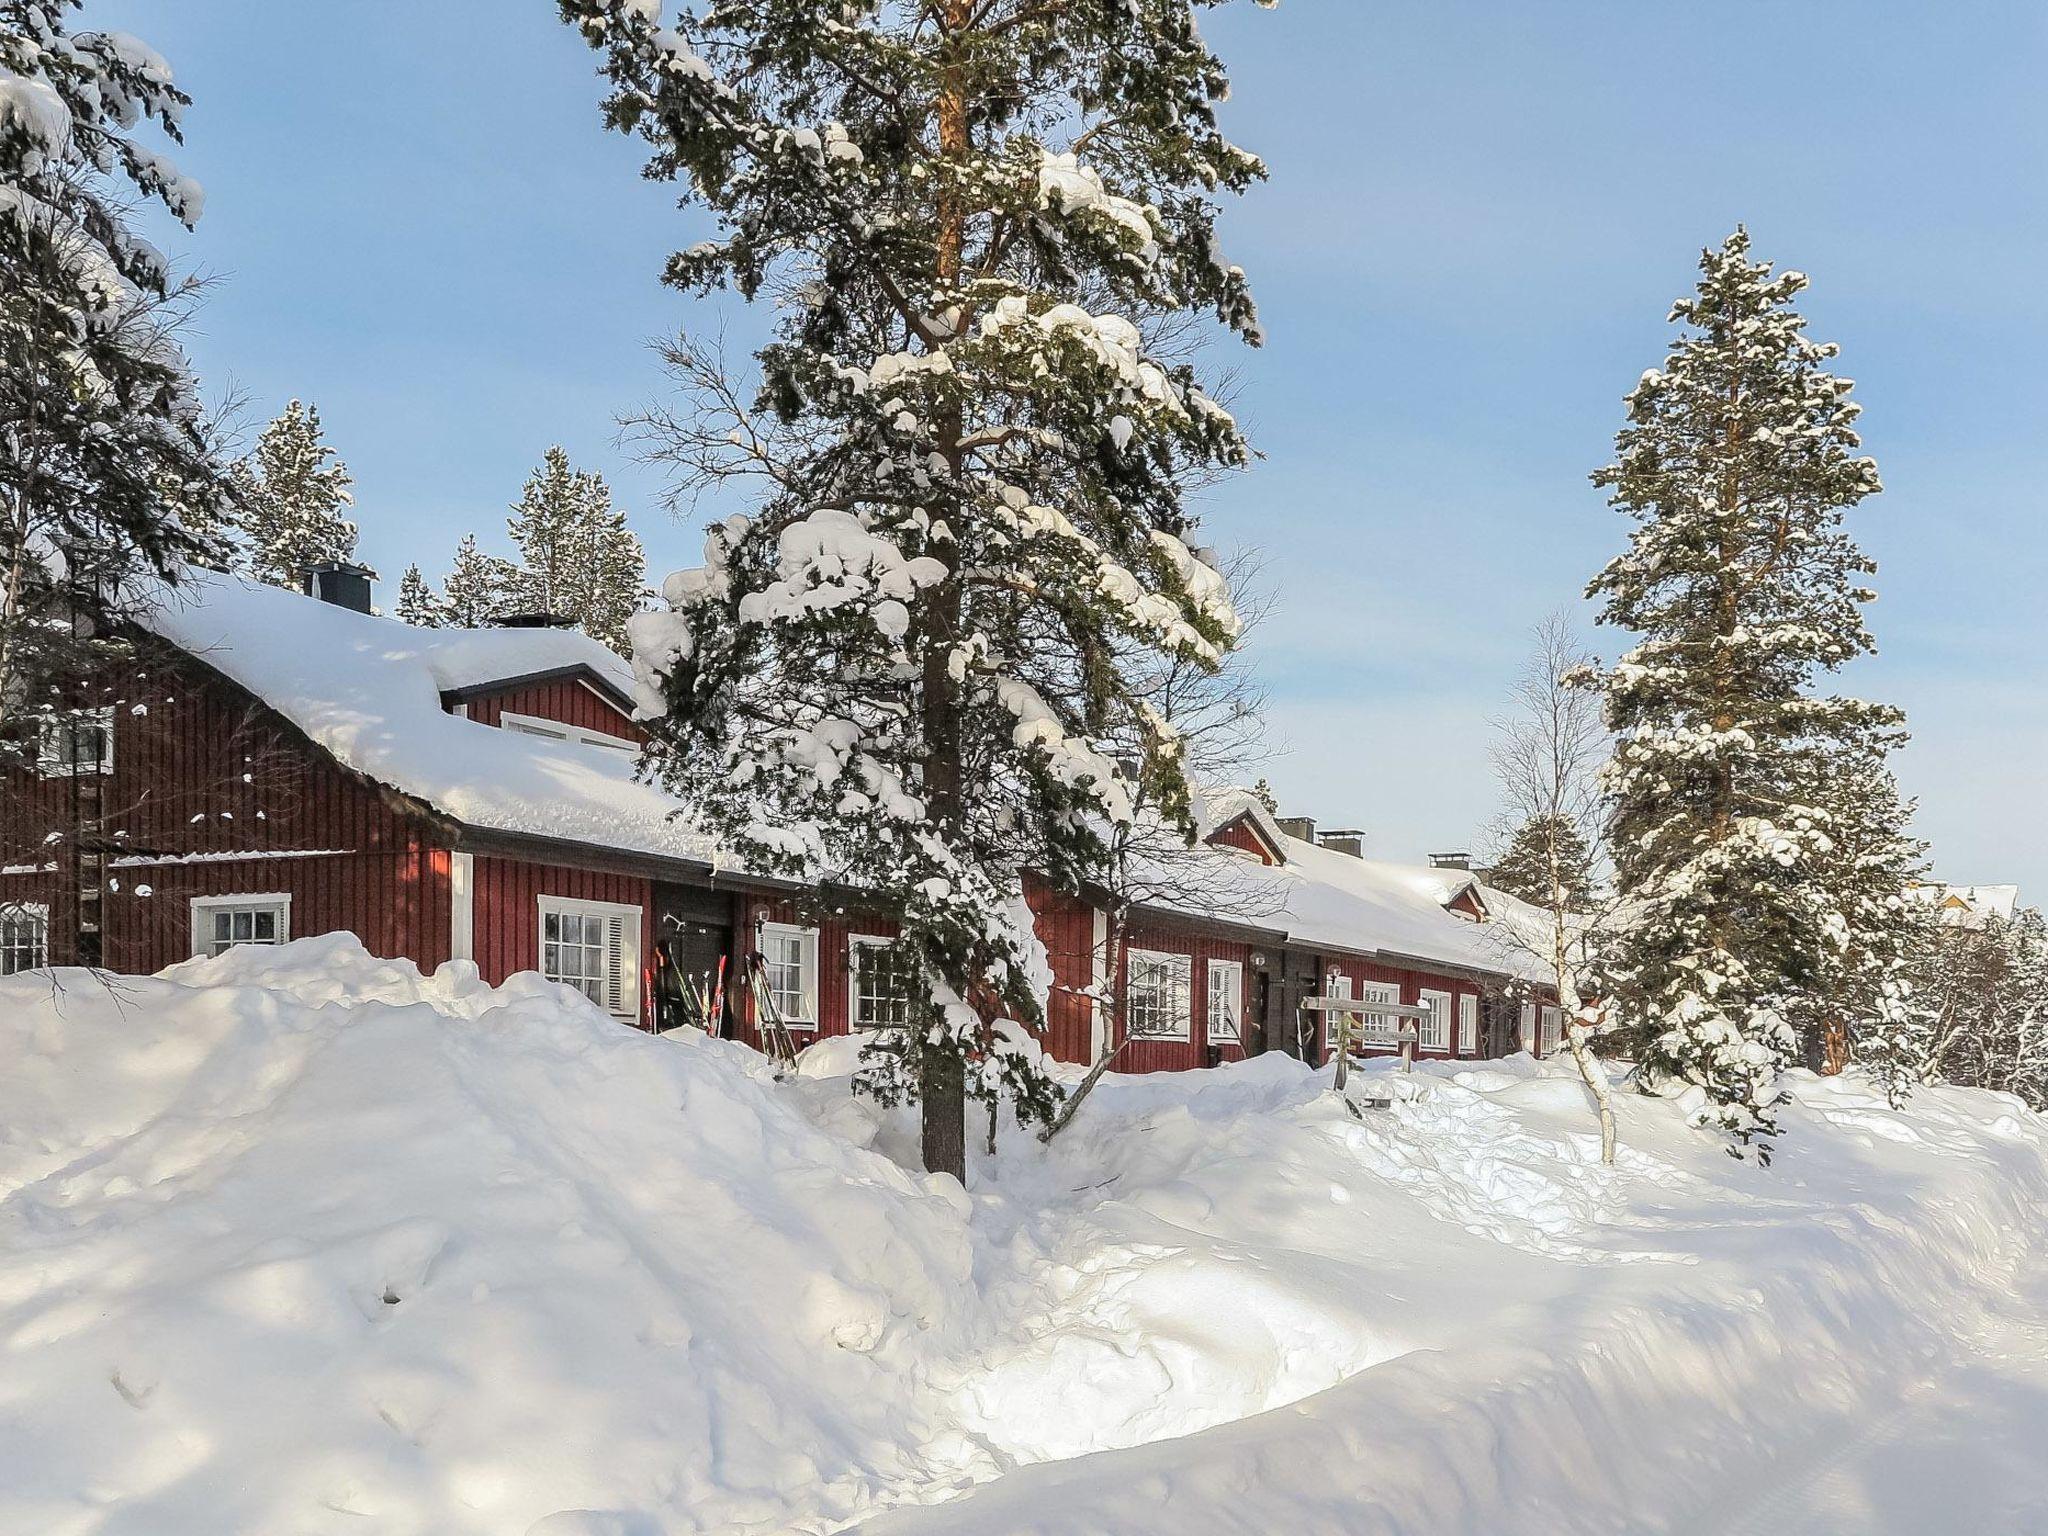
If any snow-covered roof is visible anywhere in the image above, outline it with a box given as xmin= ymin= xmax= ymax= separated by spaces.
xmin=1912 ymin=882 xmax=2023 ymax=927
xmin=142 ymin=577 xmax=1545 ymax=981
xmin=145 ymin=575 xmax=718 ymax=867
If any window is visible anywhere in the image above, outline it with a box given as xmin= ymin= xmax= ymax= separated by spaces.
xmin=502 ymin=711 xmax=635 ymax=756
xmin=1 ymin=904 xmax=48 ymax=974
xmin=1540 ymin=1005 xmax=1564 ymax=1054
xmin=850 ymin=935 xmax=916 ymax=1030
xmin=539 ymin=896 xmax=642 ymax=1020
xmin=1353 ymin=980 xmax=1401 ymax=1044
xmin=1321 ymin=969 xmax=1352 ymax=1051
xmin=191 ymin=895 xmax=292 ymax=958
xmin=1458 ymin=994 xmax=1479 ymax=1056
xmin=760 ymin=922 xmax=819 ymax=1030
xmin=1126 ymin=949 xmax=1192 ymax=1039
xmin=37 ymin=707 xmax=113 ymax=778
xmin=1417 ymin=988 xmax=1453 ymax=1051
xmin=1205 ymin=959 xmax=1244 ymax=1043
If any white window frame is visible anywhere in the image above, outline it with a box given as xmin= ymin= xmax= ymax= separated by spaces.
xmin=1458 ymin=993 xmax=1479 ymax=1056
xmin=1520 ymin=1001 xmax=1538 ymax=1053
xmin=501 ymin=710 xmax=635 ymax=756
xmin=1 ymin=902 xmax=49 ymax=974
xmin=190 ymin=893 xmax=293 ymax=958
xmin=1540 ymin=1005 xmax=1564 ymax=1054
xmin=848 ymin=934 xmax=916 ymax=1031
xmin=537 ymin=895 xmax=643 ymax=1021
xmin=1349 ymin=979 xmax=1402 ymax=1046
xmin=1205 ymin=959 xmax=1244 ymax=1044
xmin=760 ymin=921 xmax=820 ymax=1031
xmin=36 ymin=705 xmax=115 ymax=778
xmin=1126 ymin=948 xmax=1193 ymax=1040
xmin=1321 ymin=968 xmax=1353 ymax=1051
xmin=1417 ymin=988 xmax=1453 ymax=1051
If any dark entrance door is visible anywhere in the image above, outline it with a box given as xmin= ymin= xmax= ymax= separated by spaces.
xmin=653 ymin=884 xmax=738 ymax=1034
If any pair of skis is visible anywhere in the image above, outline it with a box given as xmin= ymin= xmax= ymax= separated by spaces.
xmin=657 ymin=950 xmax=727 ymax=1037
xmin=744 ymin=951 xmax=804 ymax=1072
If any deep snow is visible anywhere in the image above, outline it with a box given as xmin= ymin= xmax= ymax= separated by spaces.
xmin=3 ymin=938 xmax=2045 ymax=1535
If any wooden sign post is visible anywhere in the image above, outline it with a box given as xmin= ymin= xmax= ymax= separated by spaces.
xmin=1298 ymin=995 xmax=1435 ymax=1090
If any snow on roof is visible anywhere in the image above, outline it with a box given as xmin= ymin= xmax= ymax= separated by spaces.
xmin=143 ymin=577 xmax=1546 ymax=978
xmin=1191 ymin=784 xmax=1290 ymax=860
xmin=1913 ymin=882 xmax=2023 ymax=927
xmin=145 ymin=575 xmax=718 ymax=867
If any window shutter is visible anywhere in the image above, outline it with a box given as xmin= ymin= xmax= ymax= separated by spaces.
xmin=605 ymin=912 xmax=641 ymax=1020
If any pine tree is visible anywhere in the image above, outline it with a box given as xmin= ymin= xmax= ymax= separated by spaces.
xmin=1486 ymin=815 xmax=1595 ymax=908
xmin=3 ymin=6 xmax=239 ymax=965
xmin=503 ymin=446 xmax=646 ymax=651
xmin=1250 ymin=777 xmax=1280 ymax=816
xmin=1917 ymin=903 xmax=2048 ymax=1105
xmin=440 ymin=533 xmax=515 ymax=628
xmin=1587 ymin=229 xmax=1919 ymax=1158
xmin=563 ymin=0 xmax=1265 ymax=1180
xmin=394 ymin=563 xmax=446 ymax=626
xmin=236 ymin=400 xmax=357 ymax=589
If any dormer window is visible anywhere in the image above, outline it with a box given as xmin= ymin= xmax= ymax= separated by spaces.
xmin=501 ymin=710 xmax=636 ymax=756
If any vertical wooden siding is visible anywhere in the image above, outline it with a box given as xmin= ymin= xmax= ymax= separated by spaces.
xmin=1119 ymin=920 xmax=1254 ymax=1074
xmin=469 ymin=855 xmax=656 ymax=1026
xmin=460 ymin=677 xmax=642 ymax=743
xmin=1 ymin=641 xmax=446 ymax=973
xmin=1319 ymin=952 xmax=1488 ymax=1061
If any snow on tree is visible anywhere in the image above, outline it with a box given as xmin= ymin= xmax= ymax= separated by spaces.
xmin=503 ymin=445 xmax=646 ymax=651
xmin=394 ymin=563 xmax=446 ymax=627
xmin=1586 ymin=228 xmax=1919 ymax=1158
xmin=1916 ymin=900 xmax=2048 ymax=1107
xmin=235 ymin=400 xmax=357 ymax=590
xmin=2 ymin=3 xmax=236 ymax=762
xmin=562 ymin=0 xmax=1266 ymax=1179
xmin=3 ymin=3 xmax=239 ymax=964
xmin=439 ymin=533 xmax=516 ymax=629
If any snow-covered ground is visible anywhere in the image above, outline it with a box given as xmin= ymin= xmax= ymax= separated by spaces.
xmin=3 ymin=938 xmax=2045 ymax=1535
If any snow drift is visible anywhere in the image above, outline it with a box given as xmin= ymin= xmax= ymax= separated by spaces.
xmin=3 ymin=938 xmax=2045 ymax=1535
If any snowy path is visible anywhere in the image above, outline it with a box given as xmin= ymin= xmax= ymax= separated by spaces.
xmin=1695 ymin=1266 xmax=2048 ymax=1536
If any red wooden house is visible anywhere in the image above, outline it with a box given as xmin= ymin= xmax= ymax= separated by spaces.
xmin=1 ymin=572 xmax=1556 ymax=1071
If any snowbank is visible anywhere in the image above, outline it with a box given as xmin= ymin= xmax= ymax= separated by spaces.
xmin=3 ymin=939 xmax=2045 ymax=1535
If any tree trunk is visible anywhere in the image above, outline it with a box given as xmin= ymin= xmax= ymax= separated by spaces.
xmin=914 ymin=0 xmax=974 ymax=1187
xmin=921 ymin=1042 xmax=967 ymax=1182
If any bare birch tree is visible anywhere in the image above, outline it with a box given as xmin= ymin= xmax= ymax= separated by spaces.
xmin=1488 ymin=612 xmax=1619 ymax=1164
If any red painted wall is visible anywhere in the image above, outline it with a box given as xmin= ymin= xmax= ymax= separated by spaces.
xmin=467 ymin=854 xmax=656 ymax=1026
xmin=1319 ymin=951 xmax=1488 ymax=1061
xmin=460 ymin=676 xmax=642 ymax=743
xmin=1208 ymin=817 xmax=1280 ymax=865
xmin=1118 ymin=920 xmax=1254 ymax=1073
xmin=1 ymin=642 xmax=445 ymax=973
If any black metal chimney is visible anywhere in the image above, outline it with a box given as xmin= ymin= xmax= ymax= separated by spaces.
xmin=301 ymin=560 xmax=377 ymax=614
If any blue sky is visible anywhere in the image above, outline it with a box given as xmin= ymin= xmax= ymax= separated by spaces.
xmin=105 ymin=1 xmax=2047 ymax=892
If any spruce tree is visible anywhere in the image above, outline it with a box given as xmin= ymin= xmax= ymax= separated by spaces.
xmin=504 ymin=446 xmax=646 ymax=650
xmin=395 ymin=563 xmax=446 ymax=626
xmin=3 ymin=4 xmax=236 ymax=763
xmin=562 ymin=0 xmax=1265 ymax=1179
xmin=440 ymin=533 xmax=515 ymax=628
xmin=237 ymin=400 xmax=357 ymax=589
xmin=1486 ymin=815 xmax=1595 ymax=908
xmin=1587 ymin=229 xmax=1917 ymax=1157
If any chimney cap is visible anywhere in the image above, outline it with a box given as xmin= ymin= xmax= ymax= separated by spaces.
xmin=1274 ymin=815 xmax=1317 ymax=843
xmin=1428 ymin=851 xmax=1473 ymax=871
xmin=491 ymin=611 xmax=576 ymax=630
